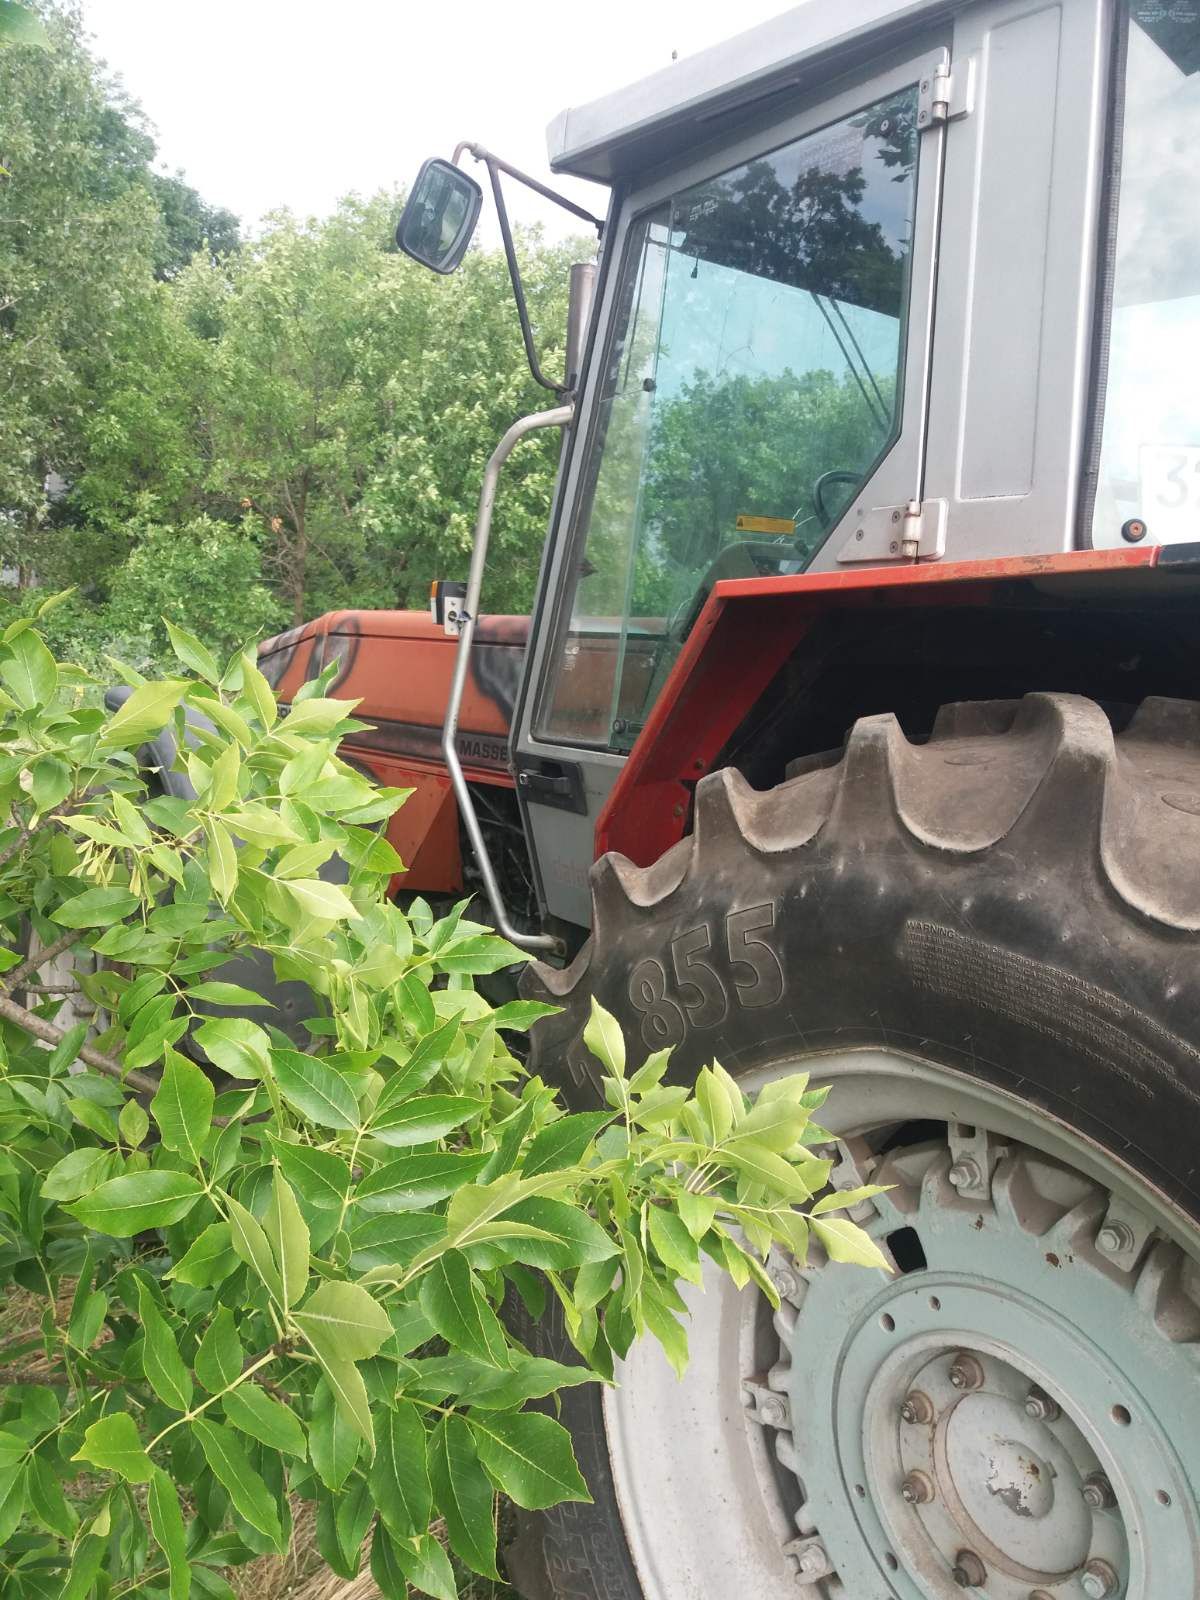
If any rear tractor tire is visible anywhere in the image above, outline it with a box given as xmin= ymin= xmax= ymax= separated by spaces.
xmin=508 ymin=692 xmax=1200 ymax=1600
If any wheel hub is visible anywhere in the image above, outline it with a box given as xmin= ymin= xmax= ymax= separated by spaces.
xmin=758 ymin=1134 xmax=1200 ymax=1597
xmin=896 ymin=1350 xmax=1098 ymax=1584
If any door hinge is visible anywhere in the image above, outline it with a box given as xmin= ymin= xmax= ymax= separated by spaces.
xmin=837 ymin=498 xmax=948 ymax=564
xmin=917 ymin=56 xmax=976 ymax=129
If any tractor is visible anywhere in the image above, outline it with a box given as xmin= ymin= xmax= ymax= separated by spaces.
xmin=261 ymin=1 xmax=1200 ymax=1595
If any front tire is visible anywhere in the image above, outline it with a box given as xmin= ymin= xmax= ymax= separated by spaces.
xmin=510 ymin=693 xmax=1200 ymax=1600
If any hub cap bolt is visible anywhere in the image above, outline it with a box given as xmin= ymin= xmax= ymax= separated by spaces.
xmin=899 ymin=1390 xmax=935 ymax=1425
xmin=949 ymin=1353 xmax=985 ymax=1391
xmin=1097 ymin=1222 xmax=1134 ymax=1256
xmin=1080 ymin=1558 xmax=1120 ymax=1598
xmin=1081 ymin=1472 xmax=1117 ymax=1511
xmin=948 ymin=1158 xmax=982 ymax=1190
xmin=952 ymin=1550 xmax=987 ymax=1588
xmin=1024 ymin=1386 xmax=1060 ymax=1423
xmin=901 ymin=1470 xmax=935 ymax=1505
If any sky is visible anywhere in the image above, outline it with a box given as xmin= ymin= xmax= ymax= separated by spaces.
xmin=80 ymin=0 xmax=793 ymax=243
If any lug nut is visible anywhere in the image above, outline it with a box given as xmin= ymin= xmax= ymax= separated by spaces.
xmin=899 ymin=1390 xmax=935 ymax=1425
xmin=949 ymin=1353 xmax=985 ymax=1392
xmin=900 ymin=1470 xmax=935 ymax=1505
xmin=794 ymin=1541 xmax=832 ymax=1579
xmin=758 ymin=1395 xmax=788 ymax=1428
xmin=1024 ymin=1387 xmax=1061 ymax=1423
xmin=770 ymin=1265 xmax=800 ymax=1300
xmin=1080 ymin=1558 xmax=1120 ymax=1598
xmin=1097 ymin=1222 xmax=1135 ymax=1256
xmin=1081 ymin=1472 xmax=1116 ymax=1511
xmin=951 ymin=1549 xmax=987 ymax=1588
xmin=948 ymin=1158 xmax=982 ymax=1190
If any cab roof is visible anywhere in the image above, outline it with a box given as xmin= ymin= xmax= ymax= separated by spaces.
xmin=546 ymin=0 xmax=948 ymax=183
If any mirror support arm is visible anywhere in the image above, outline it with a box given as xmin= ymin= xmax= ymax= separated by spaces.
xmin=442 ymin=404 xmax=575 ymax=956
xmin=454 ymin=143 xmax=603 ymax=398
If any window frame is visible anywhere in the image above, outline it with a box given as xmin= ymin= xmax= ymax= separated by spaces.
xmin=526 ymin=37 xmax=951 ymax=753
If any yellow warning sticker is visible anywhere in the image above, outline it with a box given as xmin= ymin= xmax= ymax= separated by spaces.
xmin=735 ymin=514 xmax=795 ymax=535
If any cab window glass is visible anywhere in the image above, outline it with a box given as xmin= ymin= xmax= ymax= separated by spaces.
xmin=536 ymin=87 xmax=919 ymax=751
xmin=1092 ymin=7 xmax=1200 ymax=545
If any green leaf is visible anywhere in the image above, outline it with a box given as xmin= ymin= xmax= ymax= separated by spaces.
xmin=646 ymin=1204 xmax=702 ymax=1285
xmin=370 ymin=1400 xmax=431 ymax=1539
xmin=31 ymin=755 xmax=70 ymax=811
xmin=45 ymin=1018 xmax=88 ymax=1075
xmin=51 ymin=885 xmax=139 ymax=928
xmin=98 ymin=680 xmax=188 ymax=749
xmin=0 ymin=1462 xmax=26 ymax=1545
xmin=186 ymin=981 xmax=272 ymax=1006
xmin=195 ymin=1306 xmax=243 ymax=1391
xmin=59 ymin=1535 xmax=105 ymax=1600
xmin=137 ymin=1281 xmax=193 ymax=1411
xmin=468 ymin=1409 xmax=590 ymax=1510
xmin=222 ymin=1384 xmax=306 ymax=1457
xmin=810 ymin=1215 xmax=892 ymax=1270
xmin=268 ymin=1137 xmax=352 ymax=1209
xmin=27 ymin=1455 xmax=77 ymax=1538
xmin=430 ymin=1413 xmax=499 ymax=1578
xmin=677 ymin=1191 xmax=717 ymax=1242
xmin=271 ymin=1049 xmax=359 ymax=1130
xmin=194 ymin=1016 xmax=272 ymax=1079
xmin=522 ymin=1111 xmax=612 ymax=1177
xmin=370 ymin=1093 xmax=483 ymax=1148
xmin=354 ymin=1151 xmax=489 ymax=1214
xmin=735 ymin=1096 xmax=810 ymax=1152
xmin=418 ymin=1251 xmax=509 ymax=1368
xmin=0 ymin=628 xmax=57 ymax=708
xmin=487 ymin=998 xmax=560 ymax=1032
xmin=455 ymin=1356 xmax=598 ymax=1410
xmin=73 ymin=1412 xmax=152 ymax=1482
xmin=169 ymin=1222 xmax=238 ymax=1288
xmin=119 ymin=1097 xmax=149 ymax=1145
xmin=282 ymin=877 xmax=361 ymax=922
xmin=722 ymin=1140 xmax=817 ymax=1201
xmin=384 ymin=1530 xmax=458 ymax=1600
xmin=192 ymin=1419 xmax=284 ymax=1550
xmin=166 ymin=620 xmax=221 ymax=684
xmin=151 ymin=1048 xmax=214 ymax=1160
xmin=66 ymin=1171 xmax=203 ymax=1236
xmin=148 ymin=1467 xmax=191 ymax=1600
xmin=809 ymin=1184 xmax=888 ymax=1215
xmin=41 ymin=1146 xmax=118 ymax=1203
xmin=294 ymin=1280 xmax=393 ymax=1362
xmin=264 ymin=1169 xmax=309 ymax=1309
xmin=224 ymin=1193 xmax=284 ymax=1303
xmin=309 ymin=1375 xmax=361 ymax=1490
xmin=312 ymin=1353 xmax=373 ymax=1448
xmin=583 ymin=997 xmax=625 ymax=1079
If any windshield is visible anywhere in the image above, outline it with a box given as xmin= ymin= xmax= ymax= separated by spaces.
xmin=536 ymin=86 xmax=920 ymax=752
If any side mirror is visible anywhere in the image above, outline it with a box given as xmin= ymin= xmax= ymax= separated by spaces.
xmin=395 ymin=158 xmax=482 ymax=274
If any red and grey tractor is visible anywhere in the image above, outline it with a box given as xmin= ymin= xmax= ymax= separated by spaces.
xmin=261 ymin=1 xmax=1200 ymax=1593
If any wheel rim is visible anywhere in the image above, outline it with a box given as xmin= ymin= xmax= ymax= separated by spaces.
xmin=602 ymin=1048 xmax=1200 ymax=1599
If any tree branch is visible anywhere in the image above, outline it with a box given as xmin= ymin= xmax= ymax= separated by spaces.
xmin=0 ymin=992 xmax=158 ymax=1095
xmin=3 ymin=929 xmax=80 ymax=994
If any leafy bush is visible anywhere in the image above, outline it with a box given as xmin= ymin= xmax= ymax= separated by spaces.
xmin=0 ymin=604 xmax=885 ymax=1598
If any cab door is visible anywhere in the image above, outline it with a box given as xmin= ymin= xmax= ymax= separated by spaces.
xmin=513 ymin=36 xmax=951 ymax=928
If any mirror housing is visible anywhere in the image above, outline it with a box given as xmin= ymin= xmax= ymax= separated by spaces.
xmin=395 ymin=158 xmax=482 ymax=274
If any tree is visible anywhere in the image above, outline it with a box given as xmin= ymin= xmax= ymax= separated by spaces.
xmin=0 ymin=607 xmax=884 ymax=1597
